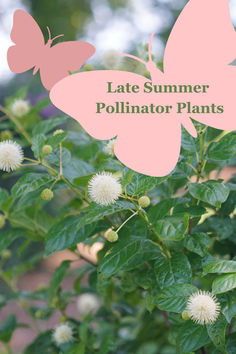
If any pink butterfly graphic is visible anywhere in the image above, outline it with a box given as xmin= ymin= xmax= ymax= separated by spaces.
xmin=7 ymin=10 xmax=95 ymax=90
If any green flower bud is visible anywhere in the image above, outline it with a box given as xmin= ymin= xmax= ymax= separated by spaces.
xmin=42 ymin=144 xmax=53 ymax=155
xmin=35 ymin=310 xmax=43 ymax=319
xmin=59 ymin=315 xmax=67 ymax=323
xmin=41 ymin=188 xmax=54 ymax=201
xmin=0 ymin=130 xmax=13 ymax=141
xmin=106 ymin=230 xmax=118 ymax=243
xmin=0 ymin=215 xmax=6 ymax=229
xmin=51 ymin=297 xmax=60 ymax=308
xmin=84 ymin=64 xmax=94 ymax=71
xmin=182 ymin=310 xmax=190 ymax=321
xmin=53 ymin=129 xmax=64 ymax=136
xmin=1 ymin=249 xmax=11 ymax=260
xmin=138 ymin=196 xmax=150 ymax=208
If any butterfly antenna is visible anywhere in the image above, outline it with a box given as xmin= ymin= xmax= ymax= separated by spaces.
xmin=149 ymin=32 xmax=154 ymax=62
xmin=119 ymin=53 xmax=146 ymax=66
xmin=46 ymin=26 xmax=52 ymax=41
xmin=52 ymin=34 xmax=64 ymax=42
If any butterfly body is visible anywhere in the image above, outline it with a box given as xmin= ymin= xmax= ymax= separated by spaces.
xmin=7 ymin=9 xmax=95 ymax=90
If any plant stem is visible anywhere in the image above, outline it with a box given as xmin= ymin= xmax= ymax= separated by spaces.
xmin=116 ymin=210 xmax=139 ymax=232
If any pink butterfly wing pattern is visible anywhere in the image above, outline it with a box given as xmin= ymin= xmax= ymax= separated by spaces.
xmin=8 ymin=9 xmax=45 ymax=74
xmin=7 ymin=9 xmax=95 ymax=90
xmin=50 ymin=71 xmax=182 ymax=176
xmin=163 ymin=0 xmax=236 ymax=130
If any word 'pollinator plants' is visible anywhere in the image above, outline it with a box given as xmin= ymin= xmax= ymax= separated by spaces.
xmin=0 ymin=83 xmax=236 ymax=353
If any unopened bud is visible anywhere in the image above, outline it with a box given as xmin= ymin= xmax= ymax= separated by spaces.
xmin=105 ymin=230 xmax=118 ymax=243
xmin=138 ymin=196 xmax=150 ymax=208
xmin=0 ymin=130 xmax=13 ymax=141
xmin=84 ymin=64 xmax=94 ymax=71
xmin=41 ymin=188 xmax=54 ymax=201
xmin=182 ymin=310 xmax=190 ymax=321
xmin=0 ymin=215 xmax=6 ymax=229
xmin=53 ymin=129 xmax=64 ymax=136
xmin=42 ymin=144 xmax=53 ymax=155
xmin=1 ymin=249 xmax=11 ymax=260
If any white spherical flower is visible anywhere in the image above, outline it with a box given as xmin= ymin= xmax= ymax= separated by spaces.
xmin=104 ymin=139 xmax=116 ymax=156
xmin=77 ymin=293 xmax=100 ymax=316
xmin=10 ymin=99 xmax=30 ymax=117
xmin=53 ymin=323 xmax=73 ymax=345
xmin=0 ymin=141 xmax=23 ymax=172
xmin=186 ymin=290 xmax=220 ymax=325
xmin=103 ymin=50 xmax=121 ymax=68
xmin=88 ymin=172 xmax=122 ymax=206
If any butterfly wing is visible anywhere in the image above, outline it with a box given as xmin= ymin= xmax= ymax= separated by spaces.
xmin=163 ymin=0 xmax=236 ymax=130
xmin=7 ymin=9 xmax=45 ymax=73
xmin=164 ymin=0 xmax=236 ymax=76
xmin=39 ymin=42 xmax=95 ymax=90
xmin=50 ymin=71 xmax=181 ymax=176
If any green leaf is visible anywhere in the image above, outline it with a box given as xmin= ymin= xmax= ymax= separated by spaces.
xmin=226 ymin=333 xmax=236 ymax=354
xmin=221 ymin=290 xmax=236 ymax=323
xmin=126 ymin=173 xmax=168 ymax=197
xmin=121 ymin=168 xmax=135 ymax=189
xmin=24 ymin=330 xmax=54 ymax=354
xmin=99 ymin=235 xmax=161 ymax=277
xmin=47 ymin=131 xmax=67 ymax=148
xmin=0 ymin=315 xmax=17 ymax=342
xmin=32 ymin=115 xmax=68 ymax=135
xmin=45 ymin=216 xmax=98 ymax=256
xmin=48 ymin=260 xmax=71 ymax=301
xmin=31 ymin=134 xmax=46 ymax=159
xmin=188 ymin=181 xmax=230 ymax=207
xmin=154 ymin=252 xmax=192 ymax=288
xmin=31 ymin=97 xmax=50 ymax=113
xmin=183 ymin=233 xmax=211 ymax=257
xmin=156 ymin=283 xmax=197 ymax=313
xmin=0 ymin=229 xmax=22 ymax=252
xmin=203 ymin=260 xmax=236 ymax=276
xmin=12 ymin=173 xmax=54 ymax=198
xmin=148 ymin=199 xmax=176 ymax=223
xmin=45 ymin=147 xmax=71 ymax=167
xmin=207 ymin=315 xmax=227 ymax=353
xmin=212 ymin=273 xmax=236 ymax=294
xmin=155 ymin=215 xmax=189 ymax=241
xmin=77 ymin=201 xmax=134 ymax=226
xmin=177 ymin=321 xmax=209 ymax=352
xmin=207 ymin=132 xmax=236 ymax=161
xmin=0 ymin=189 xmax=9 ymax=209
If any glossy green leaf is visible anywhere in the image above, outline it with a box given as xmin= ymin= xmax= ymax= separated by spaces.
xmin=203 ymin=260 xmax=236 ymax=276
xmin=212 ymin=273 xmax=236 ymax=294
xmin=184 ymin=233 xmax=211 ymax=257
xmin=99 ymin=236 xmax=161 ymax=277
xmin=155 ymin=215 xmax=189 ymax=241
xmin=207 ymin=315 xmax=227 ymax=353
xmin=188 ymin=181 xmax=230 ymax=207
xmin=177 ymin=321 xmax=209 ymax=352
xmin=12 ymin=173 xmax=54 ymax=198
xmin=154 ymin=252 xmax=192 ymax=288
xmin=207 ymin=132 xmax=236 ymax=161
xmin=156 ymin=283 xmax=197 ymax=313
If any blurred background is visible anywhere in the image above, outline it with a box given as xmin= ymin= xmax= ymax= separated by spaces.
xmin=0 ymin=0 xmax=236 ymax=352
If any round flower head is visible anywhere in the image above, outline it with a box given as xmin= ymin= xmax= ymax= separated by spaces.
xmin=88 ymin=172 xmax=122 ymax=206
xmin=10 ymin=99 xmax=30 ymax=117
xmin=53 ymin=323 xmax=73 ymax=345
xmin=0 ymin=141 xmax=23 ymax=172
xmin=186 ymin=290 xmax=220 ymax=325
xmin=103 ymin=50 xmax=120 ymax=68
xmin=77 ymin=293 xmax=100 ymax=316
xmin=104 ymin=139 xmax=116 ymax=156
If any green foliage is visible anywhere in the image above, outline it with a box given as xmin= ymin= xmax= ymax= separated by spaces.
xmin=0 ymin=88 xmax=236 ymax=353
